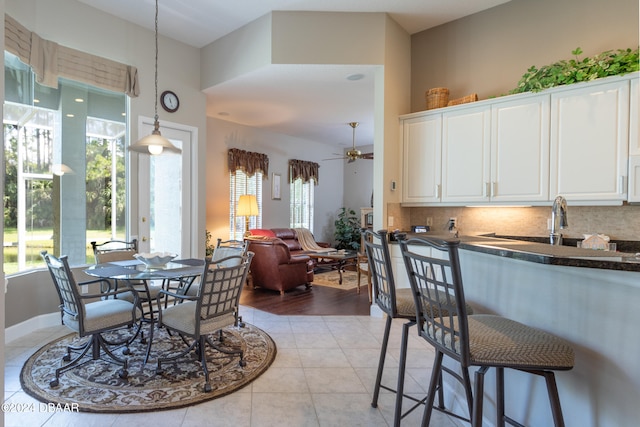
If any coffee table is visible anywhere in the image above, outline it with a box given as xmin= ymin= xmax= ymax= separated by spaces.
xmin=306 ymin=250 xmax=358 ymax=285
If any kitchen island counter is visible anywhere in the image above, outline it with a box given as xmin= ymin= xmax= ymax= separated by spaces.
xmin=396 ymin=233 xmax=640 ymax=272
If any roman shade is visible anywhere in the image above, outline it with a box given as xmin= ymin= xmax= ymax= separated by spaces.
xmin=5 ymin=14 xmax=139 ymax=97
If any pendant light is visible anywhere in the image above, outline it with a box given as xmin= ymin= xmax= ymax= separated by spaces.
xmin=128 ymin=0 xmax=181 ymax=155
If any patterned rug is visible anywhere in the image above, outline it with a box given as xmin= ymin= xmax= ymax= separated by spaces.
xmin=312 ymin=269 xmax=360 ymax=290
xmin=20 ymin=323 xmax=276 ymax=413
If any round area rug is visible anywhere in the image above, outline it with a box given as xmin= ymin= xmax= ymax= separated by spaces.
xmin=20 ymin=323 xmax=276 ymax=413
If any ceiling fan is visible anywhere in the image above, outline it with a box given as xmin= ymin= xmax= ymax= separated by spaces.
xmin=324 ymin=122 xmax=374 ymax=163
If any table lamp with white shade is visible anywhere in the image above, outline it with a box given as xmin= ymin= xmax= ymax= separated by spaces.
xmin=237 ymin=195 xmax=259 ymax=235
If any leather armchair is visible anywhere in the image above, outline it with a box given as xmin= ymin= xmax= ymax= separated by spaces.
xmin=247 ymin=238 xmax=313 ymax=294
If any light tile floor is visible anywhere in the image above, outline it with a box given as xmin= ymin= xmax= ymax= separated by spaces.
xmin=4 ymin=306 xmax=466 ymax=427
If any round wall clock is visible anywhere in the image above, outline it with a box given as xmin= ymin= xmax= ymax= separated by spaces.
xmin=160 ymin=90 xmax=179 ymax=112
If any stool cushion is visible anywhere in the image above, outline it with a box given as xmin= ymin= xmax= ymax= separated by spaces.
xmin=437 ymin=314 xmax=575 ymax=370
xmin=395 ymin=288 xmax=416 ymax=317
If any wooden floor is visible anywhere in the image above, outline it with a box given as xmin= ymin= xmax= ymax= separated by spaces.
xmin=239 ymin=283 xmax=371 ymax=316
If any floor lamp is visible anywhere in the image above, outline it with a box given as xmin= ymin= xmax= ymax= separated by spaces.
xmin=237 ymin=195 xmax=259 ymax=236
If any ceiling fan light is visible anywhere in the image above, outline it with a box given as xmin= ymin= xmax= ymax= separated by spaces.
xmin=321 ymin=121 xmax=373 ymax=162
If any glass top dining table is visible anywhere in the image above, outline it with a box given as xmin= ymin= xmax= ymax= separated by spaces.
xmin=84 ymin=258 xmax=205 ymax=281
xmin=84 ymin=258 xmax=206 ymax=364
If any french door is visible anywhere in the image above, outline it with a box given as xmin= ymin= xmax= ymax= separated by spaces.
xmin=137 ymin=118 xmax=195 ymax=258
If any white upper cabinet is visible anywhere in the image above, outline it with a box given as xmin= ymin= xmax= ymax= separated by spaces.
xmin=441 ymin=105 xmax=491 ymax=203
xmin=629 ymin=157 xmax=640 ymax=203
xmin=550 ymin=79 xmax=630 ymax=203
xmin=401 ymin=114 xmax=442 ymax=203
xmin=400 ymin=73 xmax=638 ymax=206
xmin=628 ymin=78 xmax=640 ymax=202
xmin=490 ymin=94 xmax=550 ymax=203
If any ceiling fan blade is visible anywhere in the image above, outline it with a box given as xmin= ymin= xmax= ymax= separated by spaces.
xmin=322 ymin=156 xmax=347 ymax=161
xmin=361 ymin=152 xmax=374 ymax=159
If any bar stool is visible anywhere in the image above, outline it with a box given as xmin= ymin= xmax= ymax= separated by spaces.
xmin=364 ymin=230 xmax=473 ymax=426
xmin=398 ymin=235 xmax=575 ymax=427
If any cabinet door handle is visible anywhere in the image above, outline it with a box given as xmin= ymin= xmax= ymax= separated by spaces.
xmin=491 ymin=182 xmax=497 ymax=198
xmin=484 ymin=182 xmax=490 ymax=198
xmin=435 ymin=184 xmax=441 ymax=199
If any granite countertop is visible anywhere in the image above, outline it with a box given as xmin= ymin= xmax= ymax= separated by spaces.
xmin=396 ymin=232 xmax=640 ymax=273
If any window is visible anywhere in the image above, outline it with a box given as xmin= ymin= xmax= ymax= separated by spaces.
xmin=3 ymin=52 xmax=127 ymax=274
xmin=289 ymin=178 xmax=314 ymax=231
xmin=287 ymin=159 xmax=318 ymax=232
xmin=229 ymin=170 xmax=262 ymax=240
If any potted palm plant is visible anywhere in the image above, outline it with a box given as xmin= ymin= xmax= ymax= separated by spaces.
xmin=334 ymin=207 xmax=361 ymax=251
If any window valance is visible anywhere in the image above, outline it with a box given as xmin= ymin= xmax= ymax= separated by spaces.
xmin=289 ymin=159 xmax=319 ymax=184
xmin=4 ymin=14 xmax=139 ymax=97
xmin=228 ymin=148 xmax=269 ymax=178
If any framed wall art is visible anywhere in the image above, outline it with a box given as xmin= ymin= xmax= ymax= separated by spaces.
xmin=272 ymin=173 xmax=281 ymax=200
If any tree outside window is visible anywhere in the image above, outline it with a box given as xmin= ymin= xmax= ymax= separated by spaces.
xmin=4 ymin=53 xmax=127 ymax=274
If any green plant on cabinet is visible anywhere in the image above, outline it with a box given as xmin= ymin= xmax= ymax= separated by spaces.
xmin=510 ymin=47 xmax=639 ymax=94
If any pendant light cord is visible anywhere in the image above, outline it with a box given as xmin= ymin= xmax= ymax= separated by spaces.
xmin=154 ymin=0 xmax=159 ymax=123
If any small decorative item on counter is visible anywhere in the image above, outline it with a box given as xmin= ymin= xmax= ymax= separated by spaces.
xmin=447 ymin=93 xmax=478 ymax=106
xmin=579 ymin=234 xmax=614 ymax=251
xmin=425 ymin=87 xmax=449 ymax=109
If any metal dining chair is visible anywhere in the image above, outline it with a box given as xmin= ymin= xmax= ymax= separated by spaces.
xmin=91 ymin=239 xmax=164 ymax=317
xmin=41 ymin=251 xmax=140 ymax=387
xmin=154 ymin=253 xmax=253 ymax=392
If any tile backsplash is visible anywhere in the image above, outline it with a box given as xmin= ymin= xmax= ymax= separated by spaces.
xmin=387 ymin=203 xmax=640 ymax=241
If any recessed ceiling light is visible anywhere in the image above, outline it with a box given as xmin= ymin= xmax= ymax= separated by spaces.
xmin=346 ymin=73 xmax=364 ymax=81
xmin=75 ymin=98 xmax=84 ymax=103
xmin=33 ymin=99 xmax=40 ymax=103
xmin=66 ymin=114 xmax=74 ymax=118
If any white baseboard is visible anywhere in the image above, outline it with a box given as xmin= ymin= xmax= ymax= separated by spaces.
xmin=5 ymin=312 xmax=59 ymax=344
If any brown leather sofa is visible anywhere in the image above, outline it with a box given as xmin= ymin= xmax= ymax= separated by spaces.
xmin=248 ymin=228 xmax=330 ymax=256
xmin=246 ymin=237 xmax=314 ymax=295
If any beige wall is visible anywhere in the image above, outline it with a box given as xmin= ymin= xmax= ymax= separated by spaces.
xmin=411 ymin=0 xmax=639 ymax=110
xmin=404 ymin=0 xmax=640 ymax=240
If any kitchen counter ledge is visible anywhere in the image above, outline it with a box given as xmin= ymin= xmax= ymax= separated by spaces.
xmin=398 ymin=233 xmax=640 ymax=272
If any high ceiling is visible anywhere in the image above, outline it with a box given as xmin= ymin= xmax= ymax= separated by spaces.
xmin=77 ymin=0 xmax=511 ymax=148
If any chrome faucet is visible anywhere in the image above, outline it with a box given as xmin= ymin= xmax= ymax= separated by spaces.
xmin=550 ymin=195 xmax=568 ymax=245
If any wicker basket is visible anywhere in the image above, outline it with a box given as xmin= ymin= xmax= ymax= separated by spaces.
xmin=447 ymin=93 xmax=478 ymax=106
xmin=425 ymin=88 xmax=449 ymax=110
